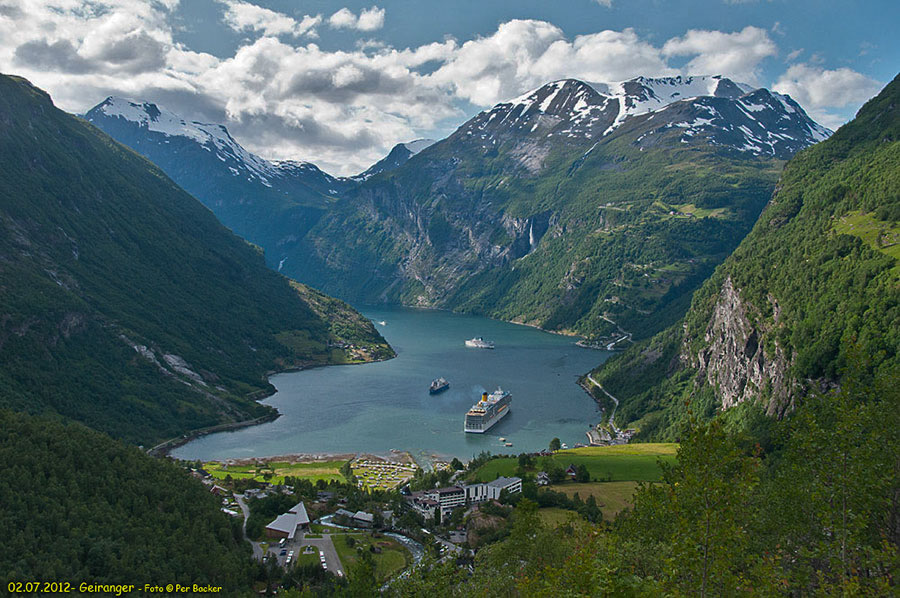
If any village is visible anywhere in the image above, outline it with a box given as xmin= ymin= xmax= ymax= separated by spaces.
xmin=186 ymin=442 xmax=675 ymax=591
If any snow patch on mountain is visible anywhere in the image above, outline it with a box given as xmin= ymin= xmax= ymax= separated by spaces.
xmin=403 ymin=139 xmax=436 ymax=155
xmin=92 ymin=97 xmax=279 ymax=185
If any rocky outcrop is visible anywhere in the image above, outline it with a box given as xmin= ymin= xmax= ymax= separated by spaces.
xmin=687 ymin=276 xmax=795 ymax=417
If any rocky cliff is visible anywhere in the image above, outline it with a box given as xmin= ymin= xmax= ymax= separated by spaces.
xmin=687 ymin=277 xmax=795 ymax=416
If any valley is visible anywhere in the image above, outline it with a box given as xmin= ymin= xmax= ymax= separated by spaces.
xmin=0 ymin=5 xmax=895 ymax=589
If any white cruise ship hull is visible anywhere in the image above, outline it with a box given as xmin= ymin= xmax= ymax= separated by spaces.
xmin=465 ymin=404 xmax=510 ymax=433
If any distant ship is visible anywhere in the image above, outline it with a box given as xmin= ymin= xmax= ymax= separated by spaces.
xmin=465 ymin=337 xmax=495 ymax=349
xmin=465 ymin=388 xmax=511 ymax=433
xmin=429 ymin=377 xmax=450 ymax=394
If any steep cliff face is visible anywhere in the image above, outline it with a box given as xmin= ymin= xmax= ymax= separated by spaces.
xmin=687 ymin=277 xmax=794 ymax=416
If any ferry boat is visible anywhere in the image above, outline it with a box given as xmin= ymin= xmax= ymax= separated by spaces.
xmin=429 ymin=377 xmax=450 ymax=394
xmin=465 ymin=337 xmax=495 ymax=349
xmin=465 ymin=388 xmax=511 ymax=433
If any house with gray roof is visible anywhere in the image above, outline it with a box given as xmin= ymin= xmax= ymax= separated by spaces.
xmin=264 ymin=501 xmax=309 ymax=540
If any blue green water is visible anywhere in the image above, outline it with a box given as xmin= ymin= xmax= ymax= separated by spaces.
xmin=172 ymin=306 xmax=610 ymax=461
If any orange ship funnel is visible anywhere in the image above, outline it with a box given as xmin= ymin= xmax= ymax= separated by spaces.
xmin=481 ymin=392 xmax=488 ymax=402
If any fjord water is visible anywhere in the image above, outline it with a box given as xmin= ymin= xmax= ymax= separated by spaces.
xmin=173 ymin=306 xmax=609 ymax=461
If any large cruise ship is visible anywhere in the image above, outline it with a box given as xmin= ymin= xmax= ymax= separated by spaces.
xmin=465 ymin=388 xmax=511 ymax=433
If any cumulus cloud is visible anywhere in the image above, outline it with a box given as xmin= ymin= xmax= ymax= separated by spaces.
xmin=774 ymin=64 xmax=883 ymax=129
xmin=328 ymin=6 xmax=385 ymax=32
xmin=0 ymin=4 xmax=882 ymax=174
xmin=430 ymin=20 xmax=673 ymax=105
xmin=663 ymin=26 xmax=776 ymax=85
xmin=219 ymin=1 xmax=321 ymax=38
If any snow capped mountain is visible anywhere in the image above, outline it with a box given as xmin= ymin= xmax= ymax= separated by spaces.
xmin=86 ymin=97 xmax=342 ymax=194
xmin=458 ymin=75 xmax=831 ymax=159
xmin=355 ymin=138 xmax=437 ymax=179
xmin=89 ymin=97 xmax=280 ymax=185
xmin=85 ymin=96 xmax=350 ymax=273
xmin=629 ymin=87 xmax=832 ymax=157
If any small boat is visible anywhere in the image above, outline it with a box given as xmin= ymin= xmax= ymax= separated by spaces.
xmin=429 ymin=377 xmax=450 ymax=394
xmin=504 ymin=442 xmax=513 ymax=447
xmin=465 ymin=337 xmax=495 ymax=349
xmin=499 ymin=437 xmax=506 ymax=442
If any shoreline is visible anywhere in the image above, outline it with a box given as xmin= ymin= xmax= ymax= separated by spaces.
xmin=148 ymin=352 xmax=396 ymax=459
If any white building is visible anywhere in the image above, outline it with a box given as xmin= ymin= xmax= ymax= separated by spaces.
xmin=406 ymin=477 xmax=522 ymax=519
xmin=466 ymin=477 xmax=522 ymax=503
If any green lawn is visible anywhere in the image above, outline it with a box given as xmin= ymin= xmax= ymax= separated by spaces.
xmin=471 ymin=444 xmax=677 ymax=483
xmin=204 ymin=460 xmax=348 ymax=484
xmin=296 ymin=549 xmax=320 ymax=568
xmin=309 ymin=523 xmax=342 ymax=534
xmin=333 ymin=533 xmax=411 ymax=582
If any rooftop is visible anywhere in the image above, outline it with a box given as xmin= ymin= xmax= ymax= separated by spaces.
xmin=486 ymin=476 xmax=521 ymax=488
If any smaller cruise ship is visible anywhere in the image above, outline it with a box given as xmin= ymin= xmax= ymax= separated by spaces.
xmin=465 ymin=337 xmax=495 ymax=349
xmin=429 ymin=378 xmax=450 ymax=394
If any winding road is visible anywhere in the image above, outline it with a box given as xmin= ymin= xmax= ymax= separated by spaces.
xmin=587 ymin=374 xmax=620 ymax=435
xmin=234 ymin=493 xmax=264 ymax=561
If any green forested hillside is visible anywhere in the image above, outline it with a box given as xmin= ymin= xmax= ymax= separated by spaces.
xmin=294 ymin=104 xmax=783 ymax=341
xmin=591 ymin=73 xmax=899 ymax=439
xmin=0 ymin=410 xmax=255 ymax=590
xmin=0 ymin=74 xmax=391 ymax=444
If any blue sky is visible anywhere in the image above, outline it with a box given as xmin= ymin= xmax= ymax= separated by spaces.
xmin=1 ymin=0 xmax=896 ymax=174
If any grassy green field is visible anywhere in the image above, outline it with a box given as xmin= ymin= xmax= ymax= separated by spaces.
xmin=551 ymin=481 xmax=641 ymax=518
xmin=471 ymin=444 xmax=677 ymax=483
xmin=537 ymin=507 xmax=586 ymax=528
xmin=332 ymin=533 xmax=411 ymax=582
xmin=296 ymin=548 xmax=320 ymax=568
xmin=834 ymin=210 xmax=900 ymax=271
xmin=204 ymin=460 xmax=348 ymax=484
xmin=352 ymin=461 xmax=416 ymax=491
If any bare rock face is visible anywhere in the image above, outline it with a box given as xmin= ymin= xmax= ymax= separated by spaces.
xmin=688 ymin=276 xmax=795 ymax=417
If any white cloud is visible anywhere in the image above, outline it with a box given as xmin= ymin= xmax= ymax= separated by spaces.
xmin=773 ymin=63 xmax=882 ymax=129
xmin=663 ymin=26 xmax=776 ymax=85
xmin=785 ymin=48 xmax=803 ymax=63
xmin=429 ymin=20 xmax=673 ymax=105
xmin=0 ymin=5 xmax=882 ymax=174
xmin=328 ymin=8 xmax=357 ymax=29
xmin=328 ymin=6 xmax=385 ymax=32
xmin=219 ymin=1 xmax=320 ymax=38
xmin=357 ymin=6 xmax=385 ymax=31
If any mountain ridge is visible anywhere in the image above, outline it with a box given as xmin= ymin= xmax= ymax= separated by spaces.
xmin=0 ymin=73 xmax=392 ymax=445
xmin=87 ymin=74 xmax=833 ymax=341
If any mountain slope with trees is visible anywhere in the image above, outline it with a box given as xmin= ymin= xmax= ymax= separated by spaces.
xmin=0 ymin=410 xmax=257 ymax=591
xmin=589 ymin=73 xmax=899 ymax=439
xmin=0 ymin=74 xmax=391 ymax=445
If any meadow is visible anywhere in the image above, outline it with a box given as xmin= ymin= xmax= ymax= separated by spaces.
xmin=204 ymin=460 xmax=348 ymax=484
xmin=471 ymin=443 xmax=677 ymax=483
